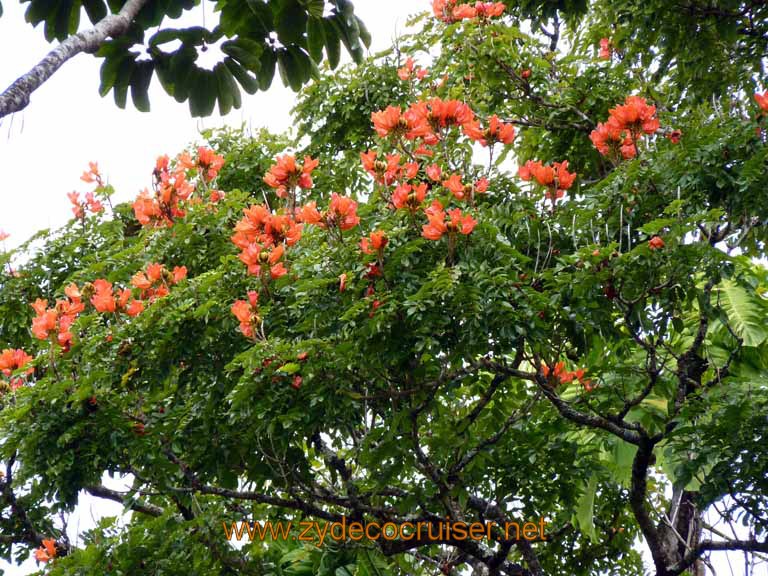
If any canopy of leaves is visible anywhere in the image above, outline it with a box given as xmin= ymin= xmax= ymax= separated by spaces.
xmin=5 ymin=0 xmax=371 ymax=116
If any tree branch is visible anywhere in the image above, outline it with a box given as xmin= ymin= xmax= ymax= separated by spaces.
xmin=668 ymin=538 xmax=768 ymax=575
xmin=0 ymin=0 xmax=150 ymax=119
xmin=84 ymin=484 xmax=164 ymax=517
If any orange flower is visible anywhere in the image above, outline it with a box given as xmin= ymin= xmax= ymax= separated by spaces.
xmin=609 ymin=95 xmax=660 ymax=136
xmin=84 ymin=192 xmax=104 ymax=213
xmin=486 ymin=115 xmax=515 ymax=145
xmin=80 ymin=161 xmax=101 ymax=184
xmin=339 ymin=273 xmax=347 ymax=292
xmin=360 ymin=230 xmax=388 ymax=255
xmin=542 ymin=361 xmax=587 ymax=385
xmin=475 ymin=1 xmax=505 ymax=17
xmin=755 ymin=90 xmax=768 ymax=112
xmin=196 ymin=146 xmax=225 ymax=181
xmin=327 ymin=193 xmax=360 ymax=231
xmin=126 ymin=300 xmax=145 ymax=317
xmin=426 ymin=164 xmax=442 ymax=181
xmin=422 ymin=200 xmax=477 ymax=240
xmin=263 ymin=154 xmax=318 ymax=197
xmin=397 ymin=57 xmax=427 ymax=81
xmin=648 ymin=236 xmax=665 ymax=250
xmin=360 ymin=151 xmax=405 ymax=185
xmin=465 ymin=115 xmax=515 ymax=146
xmin=238 ymin=243 xmax=287 ymax=278
xmin=371 ymin=106 xmax=405 ymax=138
xmin=131 ymin=272 xmax=152 ymax=290
xmin=296 ymin=201 xmax=323 ymax=225
xmin=231 ymin=291 xmax=261 ymax=340
xmin=443 ymin=174 xmax=466 ymax=200
xmin=666 ymin=129 xmax=682 ymax=144
xmin=392 ymin=182 xmax=428 ymax=211
xmin=146 ymin=263 xmax=164 ymax=282
xmin=598 ymin=37 xmax=611 ymax=60
xmin=0 ymin=348 xmax=33 ymax=379
xmin=432 ymin=0 xmax=503 ymax=22
xmin=172 ymin=266 xmax=187 ymax=283
xmin=590 ymin=118 xmax=636 ymax=159
xmin=91 ymin=279 xmax=116 ymax=313
xmin=553 ymin=161 xmax=577 ymax=190
xmin=67 ymin=192 xmax=84 ymax=218
xmin=0 ymin=229 xmax=9 ymax=242
xmin=34 ymin=539 xmax=57 ymax=563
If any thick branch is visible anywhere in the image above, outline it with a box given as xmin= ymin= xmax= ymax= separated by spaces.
xmin=668 ymin=539 xmax=768 ymax=575
xmin=0 ymin=0 xmax=150 ymax=119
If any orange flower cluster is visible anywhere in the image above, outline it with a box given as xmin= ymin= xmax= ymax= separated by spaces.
xmin=178 ymin=146 xmax=225 ymax=182
xmin=34 ymin=538 xmax=57 ymax=563
xmin=80 ymin=161 xmax=103 ymax=186
xmin=31 ymin=285 xmax=85 ymax=348
xmin=90 ymin=279 xmax=146 ymax=316
xmin=422 ymin=200 xmax=477 ymax=240
xmin=232 ymin=205 xmax=303 ymax=279
xmin=231 ymin=291 xmax=261 ymax=340
xmin=67 ymin=191 xmax=103 ymax=219
xmin=360 ymin=230 xmax=388 ymax=256
xmin=442 ymin=173 xmax=489 ymax=202
xmin=463 ymin=114 xmax=515 ymax=147
xmin=360 ymin=151 xmax=419 ymax=186
xmin=263 ymin=154 xmax=319 ymax=198
xmin=518 ymin=159 xmax=577 ymax=203
xmin=392 ymin=182 xmax=429 ymax=211
xmin=0 ymin=348 xmax=33 ymax=393
xmin=296 ymin=194 xmax=361 ymax=232
xmin=398 ymin=57 xmax=428 ymax=81
xmin=133 ymin=148 xmax=224 ymax=227
xmin=542 ymin=362 xmax=593 ymax=391
xmin=29 ymin=263 xmax=186 ymax=346
xmin=131 ymin=262 xmax=187 ymax=303
xmin=371 ymin=99 xmax=515 ymax=150
xmin=432 ymin=0 xmax=505 ymax=22
xmin=590 ymin=96 xmax=660 ymax=161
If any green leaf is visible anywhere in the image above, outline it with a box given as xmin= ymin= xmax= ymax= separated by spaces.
xmin=214 ymin=62 xmax=239 ymax=115
xmin=323 ymin=18 xmax=341 ymax=70
xmin=257 ymin=48 xmax=277 ymax=90
xmin=224 ymin=57 xmax=259 ymax=95
xmin=306 ymin=16 xmax=325 ymax=62
xmin=129 ymin=60 xmax=153 ymax=112
xmin=81 ymin=0 xmax=106 ymax=24
xmin=715 ymin=279 xmax=768 ymax=347
xmin=274 ymin=0 xmax=307 ymax=46
xmin=573 ymin=476 xmax=598 ymax=542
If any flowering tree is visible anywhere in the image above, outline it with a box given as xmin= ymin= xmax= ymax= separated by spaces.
xmin=2 ymin=1 xmax=768 ymax=575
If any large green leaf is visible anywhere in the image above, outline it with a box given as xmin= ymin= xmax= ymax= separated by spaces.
xmin=715 ymin=279 xmax=768 ymax=347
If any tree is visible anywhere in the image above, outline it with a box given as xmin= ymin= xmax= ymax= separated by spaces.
xmin=0 ymin=0 xmax=370 ymax=119
xmin=2 ymin=1 xmax=768 ymax=575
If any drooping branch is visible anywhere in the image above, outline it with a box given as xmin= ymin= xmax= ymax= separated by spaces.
xmin=0 ymin=0 xmax=150 ymax=119
xmin=84 ymin=484 xmax=164 ymax=517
